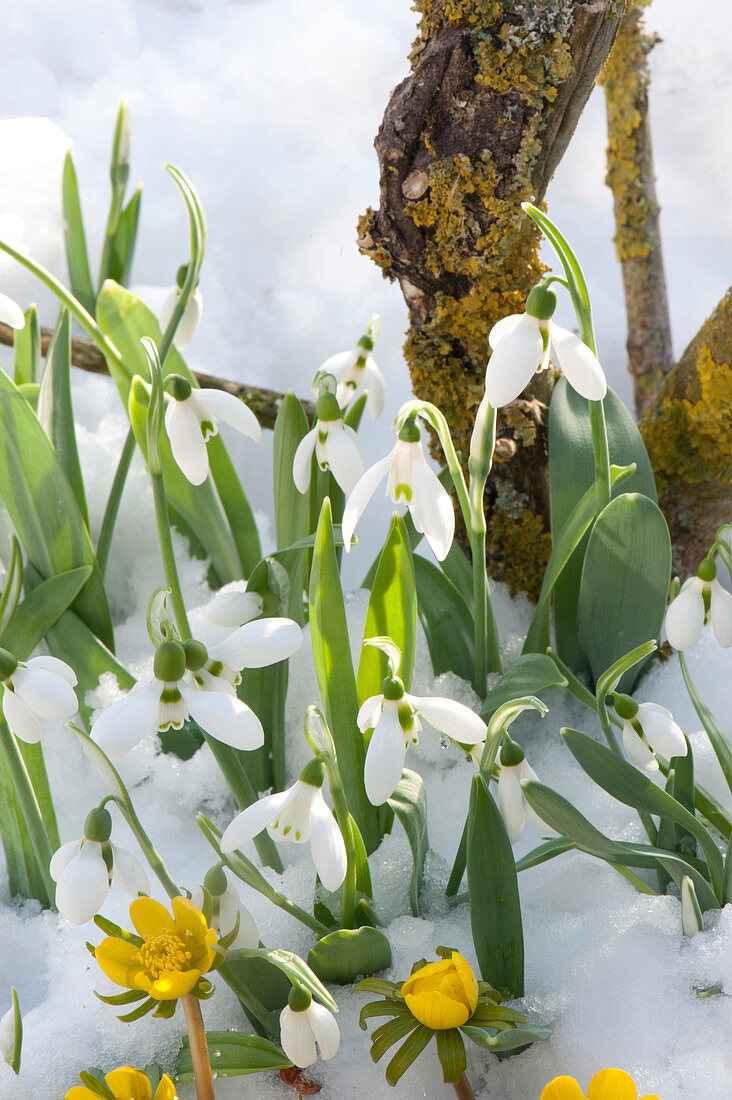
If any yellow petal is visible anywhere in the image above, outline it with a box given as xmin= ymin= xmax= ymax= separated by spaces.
xmin=95 ymin=937 xmax=144 ymax=989
xmin=586 ymin=1069 xmax=638 ymax=1100
xmin=149 ymin=967 xmax=201 ymax=1000
xmin=153 ymin=1074 xmax=179 ymax=1100
xmin=540 ymin=1077 xmax=586 ymax=1100
xmin=171 ymin=895 xmax=216 ymax=969
xmin=403 ymin=987 xmax=471 ymax=1029
xmin=66 ymin=1089 xmax=103 ymax=1100
xmin=105 ymin=1067 xmax=152 ymax=1100
xmin=130 ymin=897 xmax=176 ymax=938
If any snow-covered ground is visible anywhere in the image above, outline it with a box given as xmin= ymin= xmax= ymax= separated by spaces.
xmin=0 ymin=1 xmax=730 ymax=1097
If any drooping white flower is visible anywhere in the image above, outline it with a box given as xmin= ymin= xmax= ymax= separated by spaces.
xmin=358 ymin=674 xmax=487 ymax=806
xmin=279 ymin=987 xmax=340 ymax=1068
xmin=665 ymin=558 xmax=732 ymax=651
xmin=91 ymin=639 xmax=265 ymax=758
xmin=50 ymin=808 xmax=149 ymax=925
xmin=192 ymin=616 xmax=303 ymax=692
xmin=0 ymin=215 xmax=29 ymax=330
xmin=498 ymin=744 xmax=547 ymax=843
xmin=321 ymin=316 xmax=385 ymax=418
xmin=192 ymin=870 xmax=258 ymax=951
xmin=220 ymin=761 xmax=347 ymax=892
xmin=614 ymin=694 xmax=687 ymax=771
xmin=342 ymin=418 xmax=454 ymax=561
xmin=292 ymin=391 xmax=365 ymax=495
xmin=158 ymin=285 xmax=203 ymax=350
xmin=165 ymin=375 xmax=262 ymax=486
xmin=0 ymin=1007 xmax=13 ymax=1066
xmin=485 ymin=284 xmax=607 ymax=408
xmin=0 ymin=651 xmax=78 ymax=744
xmin=197 ymin=581 xmax=264 ymax=630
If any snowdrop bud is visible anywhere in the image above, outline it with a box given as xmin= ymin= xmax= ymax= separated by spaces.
xmin=303 ymin=706 xmax=332 ymax=756
xmin=0 ymin=989 xmax=20 ymax=1073
xmin=681 ymin=875 xmax=703 ymax=937
xmin=154 ymin=639 xmax=187 ymax=682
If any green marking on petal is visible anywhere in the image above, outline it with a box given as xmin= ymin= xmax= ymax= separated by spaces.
xmin=394 ymin=483 xmax=412 ymax=502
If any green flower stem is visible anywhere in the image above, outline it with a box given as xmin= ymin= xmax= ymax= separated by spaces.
xmin=0 ymin=720 xmax=55 ymax=906
xmin=589 ymin=400 xmax=611 ymax=511
xmin=150 ymin=468 xmax=192 ymax=641
xmin=106 ymin=794 xmax=180 ymax=902
xmin=322 ymin=753 xmax=357 ymax=929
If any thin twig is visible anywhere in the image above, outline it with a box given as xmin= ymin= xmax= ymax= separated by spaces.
xmin=0 ymin=320 xmax=314 ymax=428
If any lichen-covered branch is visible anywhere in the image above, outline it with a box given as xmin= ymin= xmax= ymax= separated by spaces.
xmin=360 ymin=0 xmax=624 ymax=598
xmin=641 ymin=286 xmax=732 ymax=571
xmin=0 ymin=320 xmax=313 ymax=429
xmin=600 ymin=2 xmax=673 ymax=416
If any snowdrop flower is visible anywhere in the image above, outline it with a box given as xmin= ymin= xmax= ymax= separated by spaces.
xmin=292 ymin=391 xmax=365 ymax=495
xmin=0 ymin=989 xmax=20 ymax=1071
xmin=485 ymin=283 xmax=607 ymax=407
xmin=158 ymin=278 xmax=203 ymax=350
xmin=190 ymin=616 xmax=303 ymax=692
xmin=91 ymin=639 xmax=265 ymax=758
xmin=50 ymin=808 xmax=149 ymax=925
xmin=614 ymin=694 xmax=687 ymax=771
xmin=221 ymin=759 xmax=347 ymax=892
xmin=665 ymin=557 xmax=732 ymax=651
xmin=192 ymin=867 xmax=259 ymax=951
xmin=0 ymin=650 xmax=78 ymax=743
xmin=321 ymin=315 xmax=386 ymax=418
xmin=358 ymin=667 xmax=486 ymax=806
xmin=279 ymin=986 xmax=340 ymax=1069
xmin=198 ymin=580 xmax=263 ymax=630
xmin=164 ymin=374 xmax=262 ymax=486
xmin=497 ymin=739 xmax=546 ymax=843
xmin=0 ymin=214 xmax=29 ymax=330
xmin=342 ymin=416 xmax=454 ymax=561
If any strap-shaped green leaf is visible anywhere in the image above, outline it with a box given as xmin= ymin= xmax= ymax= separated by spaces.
xmin=273 ymin=393 xmax=310 ymax=622
xmin=61 ymin=152 xmax=95 ymax=315
xmin=679 ymin=652 xmax=732 ymax=797
xmin=177 ymin=1031 xmax=291 ymax=1081
xmin=413 ymin=555 xmax=474 ymax=682
xmin=13 ymin=305 xmax=41 ymax=386
xmin=561 ymin=727 xmax=724 ymax=900
xmin=357 ymin=514 xmax=416 ymax=699
xmin=309 ymin=499 xmax=378 ymax=852
xmin=0 ymin=368 xmax=113 ymax=648
xmin=385 ymin=1023 xmax=433 ymax=1086
xmin=577 ymin=493 xmax=670 ymax=691
xmin=388 ymin=769 xmax=428 ymax=917
xmin=481 ymin=654 xmax=567 ymax=721
xmin=466 ymin=772 xmax=524 ymax=997
xmin=107 ymin=187 xmax=142 ymax=287
xmin=549 ymin=379 xmax=658 ymax=673
xmin=2 ymin=566 xmax=91 ymax=658
xmin=38 ymin=308 xmax=89 ymax=525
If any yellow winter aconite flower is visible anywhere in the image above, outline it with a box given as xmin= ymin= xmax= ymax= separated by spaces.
xmin=400 ymin=950 xmax=479 ymax=1029
xmin=95 ymin=896 xmax=217 ymax=1001
xmin=66 ymin=1065 xmax=177 ymax=1099
xmin=540 ymin=1067 xmax=661 ymax=1100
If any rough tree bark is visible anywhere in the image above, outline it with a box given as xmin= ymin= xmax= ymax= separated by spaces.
xmin=599 ymin=1 xmax=673 ymax=417
xmin=359 ymin=0 xmax=625 ymax=598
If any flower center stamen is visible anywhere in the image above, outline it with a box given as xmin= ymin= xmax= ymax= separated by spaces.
xmin=137 ymin=930 xmax=193 ymax=979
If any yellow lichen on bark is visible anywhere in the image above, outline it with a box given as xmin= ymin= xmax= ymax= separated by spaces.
xmin=488 ymin=509 xmax=552 ymax=600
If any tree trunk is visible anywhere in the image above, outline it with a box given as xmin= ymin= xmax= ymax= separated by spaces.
xmin=359 ymin=0 xmax=624 ymax=598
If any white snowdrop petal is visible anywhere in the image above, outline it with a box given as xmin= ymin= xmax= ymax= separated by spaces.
xmin=710 ymin=579 xmax=732 ymax=647
xmin=292 ymin=429 xmax=317 ymax=493
xmin=622 ymin=722 xmax=659 ymax=771
xmin=0 ymin=291 xmax=25 ymax=330
xmin=182 ymin=685 xmax=264 ymax=750
xmin=497 ymin=767 xmax=527 ymax=842
xmin=11 ymin=665 xmax=78 ymax=719
xmin=357 ymin=694 xmax=383 ymax=733
xmin=488 ymin=313 xmax=523 ymax=350
xmin=165 ymin=398 xmax=209 ymax=485
xmin=665 ymin=578 xmax=705 ymax=651
xmin=484 ymin=314 xmax=543 ymax=407
xmin=364 ymin=359 xmax=386 ymax=418
xmin=280 ymin=1006 xmax=317 ymax=1068
xmin=25 ymin=655 xmax=78 ymax=687
xmin=307 ymin=1002 xmax=341 ymax=1061
xmin=324 ymin=423 xmax=365 ymax=494
xmin=308 ymin=788 xmax=347 ymax=892
xmin=341 ymin=451 xmax=394 ymax=551
xmin=320 ymin=349 xmax=357 ymax=377
xmin=518 ymin=761 xmax=550 ymax=833
xmin=2 ymin=688 xmax=43 ymax=743
xmin=197 ymin=388 xmax=262 ymax=442
xmin=50 ymin=838 xmax=83 ymax=882
xmin=174 ymin=291 xmax=203 ymax=349
xmin=220 ymin=791 xmax=290 ymax=853
xmin=550 ymin=325 xmax=607 ymax=400
xmin=363 ymin=705 xmax=406 ymax=806
xmin=408 ymin=694 xmax=486 ymax=744
xmin=110 ymin=844 xmax=150 ymax=897
xmin=91 ymin=684 xmax=161 ymax=759
xmin=0 ymin=1006 xmax=14 ymax=1062
xmin=55 ymin=842 xmax=110 ymax=925
xmin=211 ymin=617 xmax=303 ymax=670
xmin=638 ymin=705 xmax=687 ymax=759
xmin=407 ymin=451 xmax=454 ymax=561
xmin=219 ymin=888 xmax=259 ymax=949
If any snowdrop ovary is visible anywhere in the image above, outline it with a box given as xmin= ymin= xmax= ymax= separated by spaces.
xmin=665 ymin=555 xmax=732 ymax=651
xmin=614 ymin=692 xmax=687 ymax=771
xmin=485 ymin=281 xmax=607 ymax=408
xmin=279 ymin=986 xmax=340 ymax=1068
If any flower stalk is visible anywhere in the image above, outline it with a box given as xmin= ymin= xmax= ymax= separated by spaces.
xmin=181 ymin=993 xmax=216 ymax=1100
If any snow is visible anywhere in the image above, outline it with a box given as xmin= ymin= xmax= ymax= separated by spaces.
xmin=0 ymin=0 xmax=730 ymax=1097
